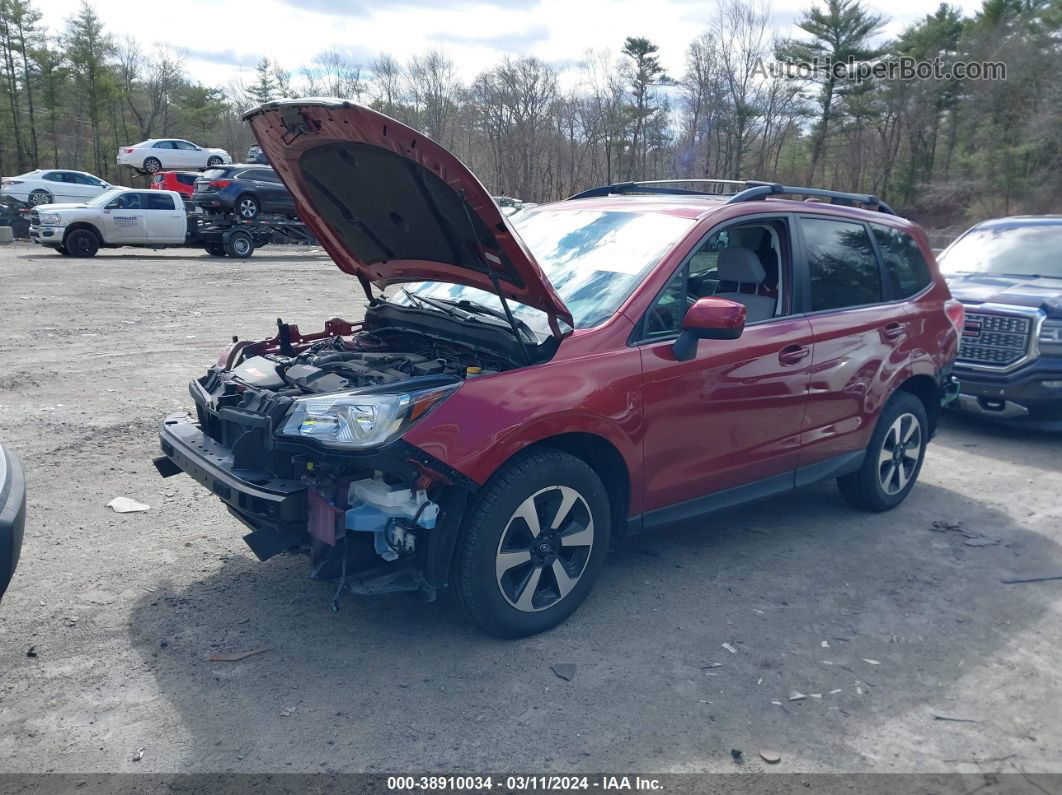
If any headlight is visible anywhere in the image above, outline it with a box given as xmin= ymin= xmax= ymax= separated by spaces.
xmin=277 ymin=382 xmax=460 ymax=449
xmin=37 ymin=213 xmax=61 ymax=226
xmin=1040 ymin=319 xmax=1062 ymax=355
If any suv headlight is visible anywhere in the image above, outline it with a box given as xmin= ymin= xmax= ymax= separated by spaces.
xmin=277 ymin=382 xmax=460 ymax=449
xmin=37 ymin=213 xmax=61 ymax=226
xmin=1040 ymin=319 xmax=1062 ymax=355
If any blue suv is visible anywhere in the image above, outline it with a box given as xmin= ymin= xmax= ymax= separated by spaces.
xmin=190 ymin=164 xmax=296 ymax=219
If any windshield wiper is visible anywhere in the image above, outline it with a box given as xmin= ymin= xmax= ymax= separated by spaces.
xmin=432 ymin=297 xmax=536 ymax=340
xmin=401 ymin=288 xmax=460 ymax=316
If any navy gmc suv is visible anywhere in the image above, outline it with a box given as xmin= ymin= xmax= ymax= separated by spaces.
xmin=939 ymin=216 xmax=1062 ymax=430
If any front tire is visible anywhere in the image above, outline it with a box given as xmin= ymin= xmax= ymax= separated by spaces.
xmin=838 ymin=391 xmax=928 ymax=512
xmin=453 ymin=449 xmax=611 ymax=638
xmin=64 ymin=229 xmax=99 ymax=258
xmin=56 ymin=245 xmax=70 ymax=255
xmin=207 ymin=156 xmax=223 ymax=167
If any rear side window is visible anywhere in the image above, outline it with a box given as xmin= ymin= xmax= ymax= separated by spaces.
xmin=151 ymin=174 xmax=164 ymax=184
xmin=201 ymin=168 xmax=228 ymax=180
xmin=176 ymin=174 xmax=197 ymax=185
xmin=43 ymin=172 xmax=63 ymax=182
xmin=801 ymin=218 xmax=882 ymax=311
xmin=872 ymin=224 xmax=932 ymax=298
xmin=145 ymin=193 xmax=175 ymax=210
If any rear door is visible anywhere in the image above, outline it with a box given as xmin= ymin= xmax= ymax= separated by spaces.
xmin=250 ymin=168 xmax=293 ymax=214
xmin=142 ymin=191 xmax=186 ymax=242
xmin=796 ymin=215 xmax=909 ymax=466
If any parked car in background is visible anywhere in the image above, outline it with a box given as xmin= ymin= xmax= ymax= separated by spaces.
xmin=154 ymin=98 xmax=961 ymax=638
xmin=247 ymin=144 xmax=269 ymax=164
xmin=117 ymin=139 xmax=231 ymax=174
xmin=150 ymin=171 xmax=199 ymax=199
xmin=1 ymin=169 xmax=115 ymax=206
xmin=190 ymin=164 xmax=296 ymax=219
xmin=939 ymin=216 xmax=1062 ymax=429
xmin=0 ymin=442 xmax=26 ymax=602
xmin=28 ymin=188 xmax=187 ymax=257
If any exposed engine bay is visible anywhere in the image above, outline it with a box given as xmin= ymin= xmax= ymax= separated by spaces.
xmin=158 ymin=300 xmax=556 ymax=602
xmin=228 ymin=328 xmax=514 ymax=395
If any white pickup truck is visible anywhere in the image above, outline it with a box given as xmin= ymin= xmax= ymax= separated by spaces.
xmin=28 ymin=185 xmax=265 ymax=257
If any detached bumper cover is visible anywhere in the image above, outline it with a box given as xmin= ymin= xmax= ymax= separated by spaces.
xmin=0 ymin=444 xmax=27 ymax=601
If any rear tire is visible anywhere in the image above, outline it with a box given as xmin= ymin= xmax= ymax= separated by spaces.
xmin=236 ymin=194 xmax=259 ymax=220
xmin=838 ymin=391 xmax=928 ymax=512
xmin=64 ymin=229 xmax=99 ymax=258
xmin=205 ymin=243 xmax=226 ymax=257
xmin=452 ymin=448 xmax=611 ymax=638
xmin=224 ymin=231 xmax=254 ymax=258
xmin=28 ymin=189 xmax=52 ymax=206
xmin=143 ymin=157 xmax=162 ymax=174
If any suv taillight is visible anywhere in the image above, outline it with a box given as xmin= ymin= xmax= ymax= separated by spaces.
xmin=945 ymin=299 xmax=965 ymax=337
xmin=209 ymin=179 xmax=231 ymax=189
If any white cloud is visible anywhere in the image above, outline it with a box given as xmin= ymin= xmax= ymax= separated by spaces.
xmin=40 ymin=0 xmax=987 ymax=88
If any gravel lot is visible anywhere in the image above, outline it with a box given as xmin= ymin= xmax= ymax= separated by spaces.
xmin=1 ymin=241 xmax=1060 ymax=776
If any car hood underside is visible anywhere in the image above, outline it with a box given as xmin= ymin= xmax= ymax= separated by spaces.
xmin=241 ymin=98 xmax=573 ymax=335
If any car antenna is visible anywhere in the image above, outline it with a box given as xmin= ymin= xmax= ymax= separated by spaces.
xmin=457 ymin=195 xmax=532 ymax=366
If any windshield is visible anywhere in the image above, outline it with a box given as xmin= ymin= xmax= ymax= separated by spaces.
xmin=387 ymin=207 xmax=695 ymax=335
xmin=87 ymin=188 xmax=125 ymax=206
xmin=939 ymin=223 xmax=1062 ymax=279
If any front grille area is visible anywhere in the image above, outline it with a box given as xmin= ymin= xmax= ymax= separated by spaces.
xmin=30 ymin=210 xmax=39 ymax=226
xmin=958 ymin=311 xmax=1032 ymax=368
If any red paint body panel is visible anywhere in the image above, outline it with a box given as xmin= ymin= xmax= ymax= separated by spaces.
xmin=406 ymin=195 xmax=957 ymax=522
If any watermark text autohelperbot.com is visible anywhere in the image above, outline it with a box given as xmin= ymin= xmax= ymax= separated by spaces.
xmin=753 ymin=56 xmax=1007 ymax=82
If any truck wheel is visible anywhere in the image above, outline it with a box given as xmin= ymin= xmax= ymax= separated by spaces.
xmin=142 ymin=157 xmax=162 ymax=174
xmin=452 ymin=448 xmax=610 ymax=638
xmin=56 ymin=245 xmax=70 ymax=256
xmin=205 ymin=243 xmax=226 ymax=257
xmin=224 ymin=231 xmax=254 ymax=258
xmin=64 ymin=229 xmax=99 ymax=258
xmin=236 ymin=195 xmax=260 ymax=220
xmin=28 ymin=189 xmax=52 ymax=206
xmin=838 ymin=391 xmax=928 ymax=512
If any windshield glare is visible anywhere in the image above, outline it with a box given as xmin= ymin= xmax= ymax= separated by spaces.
xmin=88 ymin=188 xmax=125 ymax=206
xmin=388 ymin=208 xmax=694 ymax=335
xmin=939 ymin=223 xmax=1062 ymax=278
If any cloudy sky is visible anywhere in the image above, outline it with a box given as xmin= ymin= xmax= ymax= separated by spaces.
xmin=40 ymin=0 xmax=986 ymax=87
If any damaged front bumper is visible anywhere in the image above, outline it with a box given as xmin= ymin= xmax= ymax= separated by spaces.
xmin=156 ymin=412 xmax=474 ymax=598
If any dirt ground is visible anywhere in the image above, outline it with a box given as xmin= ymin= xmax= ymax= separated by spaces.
xmin=0 ymin=241 xmax=1060 ymax=776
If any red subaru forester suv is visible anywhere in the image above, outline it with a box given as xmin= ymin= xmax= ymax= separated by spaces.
xmin=155 ymin=99 xmax=962 ymax=637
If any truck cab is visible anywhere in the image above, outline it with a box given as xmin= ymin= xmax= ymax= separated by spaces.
xmin=29 ymin=188 xmax=187 ymax=257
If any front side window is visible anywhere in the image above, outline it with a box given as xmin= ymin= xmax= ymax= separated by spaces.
xmin=872 ymin=224 xmax=932 ymax=297
xmin=801 ymin=218 xmax=882 ymax=311
xmin=389 ymin=208 xmax=695 ymax=336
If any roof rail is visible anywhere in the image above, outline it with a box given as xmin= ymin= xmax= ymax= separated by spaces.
xmin=725 ymin=181 xmax=896 ymax=215
xmin=567 ymin=179 xmax=751 ymax=200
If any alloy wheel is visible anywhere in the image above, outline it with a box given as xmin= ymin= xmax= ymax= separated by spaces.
xmin=239 ymin=198 xmax=258 ymax=219
xmin=877 ymin=412 xmax=922 ymax=495
xmin=495 ymin=485 xmax=595 ymax=613
xmin=29 ymin=191 xmax=52 ymax=206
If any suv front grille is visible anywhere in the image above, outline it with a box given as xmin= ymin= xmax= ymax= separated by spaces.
xmin=958 ymin=311 xmax=1032 ymax=368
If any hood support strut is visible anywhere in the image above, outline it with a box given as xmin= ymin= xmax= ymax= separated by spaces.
xmin=459 ymin=195 xmax=532 ymax=366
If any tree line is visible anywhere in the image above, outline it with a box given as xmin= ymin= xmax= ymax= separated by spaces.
xmin=1 ymin=0 xmax=1059 ymax=229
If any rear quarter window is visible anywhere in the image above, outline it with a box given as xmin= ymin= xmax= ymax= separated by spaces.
xmin=872 ymin=224 xmax=932 ymax=298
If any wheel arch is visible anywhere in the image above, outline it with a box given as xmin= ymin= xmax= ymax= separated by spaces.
xmin=62 ymin=222 xmax=103 ymax=244
xmin=497 ymin=432 xmax=631 ymax=535
xmin=894 ymin=373 xmax=941 ymax=435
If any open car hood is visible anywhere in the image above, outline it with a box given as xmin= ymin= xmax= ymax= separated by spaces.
xmin=242 ymin=98 xmax=573 ymax=335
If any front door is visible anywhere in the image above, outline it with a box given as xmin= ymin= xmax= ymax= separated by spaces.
xmin=638 ymin=216 xmax=813 ymax=516
xmin=100 ymin=192 xmax=146 ymax=242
